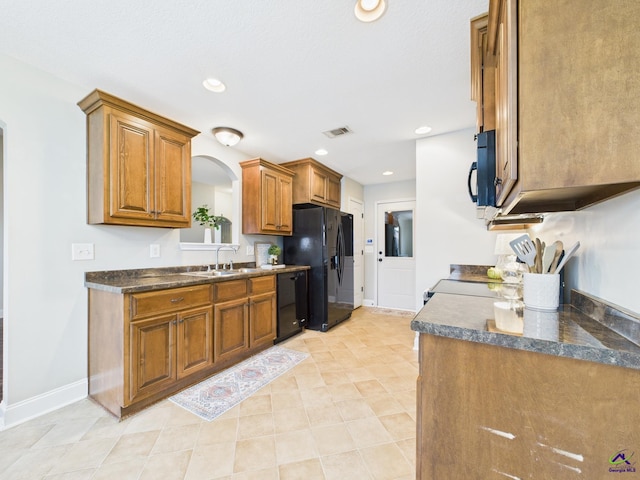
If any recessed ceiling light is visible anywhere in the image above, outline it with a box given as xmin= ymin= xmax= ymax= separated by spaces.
xmin=202 ymin=78 xmax=226 ymax=93
xmin=315 ymin=149 xmax=328 ymax=156
xmin=415 ymin=125 xmax=432 ymax=135
xmin=382 ymin=170 xmax=394 ymax=176
xmin=354 ymin=0 xmax=386 ymax=23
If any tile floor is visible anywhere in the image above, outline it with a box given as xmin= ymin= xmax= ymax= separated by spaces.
xmin=0 ymin=307 xmax=418 ymax=480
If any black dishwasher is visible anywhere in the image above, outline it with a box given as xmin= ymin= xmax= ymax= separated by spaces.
xmin=275 ymin=270 xmax=308 ymax=343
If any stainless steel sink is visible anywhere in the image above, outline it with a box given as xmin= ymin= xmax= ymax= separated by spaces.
xmin=180 ymin=270 xmax=235 ymax=277
xmin=230 ymin=268 xmax=261 ymax=273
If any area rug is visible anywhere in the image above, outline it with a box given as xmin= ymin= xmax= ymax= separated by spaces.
xmin=169 ymin=346 xmax=308 ymax=421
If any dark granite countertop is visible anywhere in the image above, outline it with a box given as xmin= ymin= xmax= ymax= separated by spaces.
xmin=85 ymin=264 xmax=310 ymax=294
xmin=411 ymin=289 xmax=640 ymax=371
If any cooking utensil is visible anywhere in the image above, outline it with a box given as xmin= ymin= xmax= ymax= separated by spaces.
xmin=548 ymin=240 xmax=564 ymax=273
xmin=509 ymin=234 xmax=537 ymax=272
xmin=534 ymin=238 xmax=544 ymax=274
xmin=553 ymin=241 xmax=580 ymax=273
xmin=542 ymin=243 xmax=558 ymax=273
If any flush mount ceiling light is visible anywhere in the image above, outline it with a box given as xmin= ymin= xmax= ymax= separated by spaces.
xmin=355 ymin=0 xmax=387 ymax=22
xmin=202 ymin=78 xmax=226 ymax=92
xmin=315 ymin=148 xmax=328 ymax=156
xmin=382 ymin=170 xmax=394 ymax=176
xmin=415 ymin=125 xmax=433 ymax=135
xmin=211 ymin=127 xmax=243 ymax=146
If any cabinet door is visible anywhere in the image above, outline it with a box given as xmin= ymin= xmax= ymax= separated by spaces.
xmin=260 ymin=169 xmax=281 ymax=233
xmin=277 ymin=174 xmax=293 ymax=234
xmin=214 ymin=297 xmax=249 ymax=362
xmin=109 ymin=111 xmax=155 ymax=221
xmin=325 ymin=175 xmax=341 ymax=208
xmin=177 ymin=306 xmax=213 ymax=378
xmin=249 ymin=292 xmax=276 ymax=349
xmin=310 ymin=168 xmax=328 ymax=204
xmin=493 ymin=0 xmax=518 ymax=206
xmin=130 ymin=314 xmax=176 ymax=403
xmin=154 ymin=126 xmax=191 ymax=226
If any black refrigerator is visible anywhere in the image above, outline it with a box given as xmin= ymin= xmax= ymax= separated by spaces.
xmin=284 ymin=204 xmax=354 ymax=332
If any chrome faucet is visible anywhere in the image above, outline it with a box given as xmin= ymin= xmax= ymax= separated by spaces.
xmin=214 ymin=246 xmax=238 ymax=270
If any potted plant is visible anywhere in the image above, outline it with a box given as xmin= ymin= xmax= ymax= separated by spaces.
xmin=268 ymin=244 xmax=282 ymax=265
xmin=192 ymin=205 xmax=224 ymax=243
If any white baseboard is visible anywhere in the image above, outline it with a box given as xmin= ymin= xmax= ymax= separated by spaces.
xmin=363 ymin=299 xmax=375 ymax=307
xmin=0 ymin=379 xmax=87 ymax=430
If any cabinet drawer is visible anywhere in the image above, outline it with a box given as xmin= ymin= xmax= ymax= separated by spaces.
xmin=249 ymin=275 xmax=276 ymax=295
xmin=130 ymin=285 xmax=211 ymax=320
xmin=214 ymin=279 xmax=248 ymax=302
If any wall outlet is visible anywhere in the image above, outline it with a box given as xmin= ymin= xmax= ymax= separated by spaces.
xmin=150 ymin=244 xmax=160 ymax=258
xmin=246 ymin=245 xmax=254 ymax=256
xmin=72 ymin=243 xmax=94 ymax=261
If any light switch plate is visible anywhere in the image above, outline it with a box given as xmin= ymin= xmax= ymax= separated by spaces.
xmin=150 ymin=244 xmax=160 ymax=258
xmin=72 ymin=243 xmax=94 ymax=261
xmin=246 ymin=245 xmax=255 ymax=256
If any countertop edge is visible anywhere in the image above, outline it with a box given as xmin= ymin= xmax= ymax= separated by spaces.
xmin=85 ymin=265 xmax=310 ymax=294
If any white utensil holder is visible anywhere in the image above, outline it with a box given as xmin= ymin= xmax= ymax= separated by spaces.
xmin=523 ymin=273 xmax=560 ymax=311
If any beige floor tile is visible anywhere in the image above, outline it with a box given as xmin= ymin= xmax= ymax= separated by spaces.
xmin=0 ymin=423 xmax=54 ymax=450
xmin=139 ymin=450 xmax=192 ymax=480
xmin=320 ymin=450 xmax=373 ymax=480
xmin=47 ymin=436 xmax=118 ymax=474
xmin=270 ymin=390 xmax=303 ymax=412
xmin=314 ymin=359 xmax=345 ymax=373
xmin=43 ymin=468 xmax=96 ymax=480
xmin=298 ymin=385 xmax=332 ymax=406
xmin=230 ymin=466 xmax=279 ymax=479
xmin=196 ymin=417 xmax=239 ymax=446
xmin=233 ymin=436 xmax=277 ymax=473
xmin=396 ymin=437 xmax=417 ymax=468
xmin=268 ymin=375 xmax=299 ymax=393
xmin=31 ymin=418 xmax=99 ymax=448
xmin=185 ymin=442 xmax=236 ymax=479
xmin=91 ymin=458 xmax=147 ymax=480
xmin=237 ymin=412 xmax=274 ymax=440
xmin=238 ymin=393 xmax=272 ymax=416
xmin=274 ymin=429 xmax=318 ymax=464
xmin=346 ymin=417 xmax=393 ymax=448
xmin=364 ymin=393 xmax=407 ymax=417
xmin=335 ymin=398 xmax=376 ymax=421
xmin=359 ymin=442 xmax=413 ymax=480
xmin=279 ymin=458 xmax=325 ymax=479
xmin=122 ymin=405 xmax=172 ymax=435
xmin=311 ymin=424 xmax=356 ymax=456
xmin=304 ymin=404 xmax=344 ymax=428
xmin=273 ymin=407 xmax=309 ymax=434
xmin=151 ymin=423 xmax=200 ymax=454
xmin=310 ymin=351 xmax=335 ymax=362
xmin=378 ymin=412 xmax=416 ymax=441
xmin=346 ymin=367 xmax=377 ymax=383
xmin=80 ymin=416 xmax=128 ymax=441
xmin=102 ymin=430 xmax=161 ymax=465
xmin=354 ymin=379 xmax=388 ymax=397
xmin=1 ymin=444 xmax=70 ymax=479
xmin=294 ymin=372 xmax=326 ymax=389
xmin=327 ymin=382 xmax=362 ymax=401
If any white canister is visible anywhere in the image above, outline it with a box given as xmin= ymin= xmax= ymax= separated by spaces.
xmin=522 ymin=273 xmax=560 ymax=311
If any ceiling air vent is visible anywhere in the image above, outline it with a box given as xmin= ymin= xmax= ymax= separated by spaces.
xmin=322 ymin=126 xmax=353 ymax=138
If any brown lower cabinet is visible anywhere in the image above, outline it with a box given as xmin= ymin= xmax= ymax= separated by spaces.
xmin=89 ymin=276 xmax=276 ymax=419
xmin=416 ymin=334 xmax=640 ymax=479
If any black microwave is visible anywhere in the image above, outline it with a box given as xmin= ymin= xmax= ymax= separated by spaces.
xmin=468 ymin=130 xmax=496 ymax=207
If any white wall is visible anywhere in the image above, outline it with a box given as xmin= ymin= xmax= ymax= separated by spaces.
xmin=0 ymin=54 xmax=280 ymax=428
xmin=415 ymin=128 xmax=498 ymax=306
xmin=531 ymin=189 xmax=640 ymax=314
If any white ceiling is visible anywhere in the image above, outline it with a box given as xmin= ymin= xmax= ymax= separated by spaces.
xmin=0 ymin=0 xmax=488 ymax=186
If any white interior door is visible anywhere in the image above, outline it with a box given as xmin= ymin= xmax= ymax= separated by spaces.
xmin=376 ymin=201 xmax=416 ymax=310
xmin=349 ymin=197 xmax=364 ymax=308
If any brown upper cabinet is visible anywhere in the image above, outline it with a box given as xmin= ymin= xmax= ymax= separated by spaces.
xmin=474 ymin=0 xmax=640 ymax=215
xmin=240 ymin=158 xmax=294 ymax=235
xmin=78 ymin=89 xmax=199 ymax=228
xmin=280 ymin=158 xmax=342 ymax=209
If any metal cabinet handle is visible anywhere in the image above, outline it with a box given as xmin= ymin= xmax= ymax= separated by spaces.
xmin=170 ymin=297 xmax=184 ymax=303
